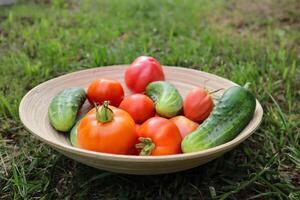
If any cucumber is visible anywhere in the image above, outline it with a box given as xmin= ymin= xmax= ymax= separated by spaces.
xmin=146 ymin=81 xmax=183 ymax=118
xmin=70 ymin=119 xmax=81 ymax=147
xmin=48 ymin=87 xmax=86 ymax=132
xmin=181 ymin=84 xmax=256 ymax=153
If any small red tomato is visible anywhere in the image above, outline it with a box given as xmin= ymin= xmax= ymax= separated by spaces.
xmin=87 ymin=78 xmax=124 ymax=107
xmin=136 ymin=117 xmax=182 ymax=156
xmin=119 ymin=94 xmax=155 ymax=123
xmin=183 ymin=87 xmax=214 ymax=122
xmin=125 ymin=56 xmax=165 ymax=93
xmin=170 ymin=116 xmax=199 ymax=139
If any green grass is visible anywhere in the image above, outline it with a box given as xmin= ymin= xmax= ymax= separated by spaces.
xmin=0 ymin=0 xmax=299 ymax=199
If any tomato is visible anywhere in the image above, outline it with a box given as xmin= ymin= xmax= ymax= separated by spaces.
xmin=135 ymin=123 xmax=141 ymax=133
xmin=136 ymin=117 xmax=182 ymax=156
xmin=170 ymin=116 xmax=199 ymax=139
xmin=77 ymin=101 xmax=137 ymax=154
xmin=127 ymin=147 xmax=139 ymax=155
xmin=183 ymin=87 xmax=214 ymax=122
xmin=87 ymin=78 xmax=124 ymax=107
xmin=119 ymin=94 xmax=155 ymax=123
xmin=126 ymin=124 xmax=141 ymax=155
xmin=125 ymin=56 xmax=165 ymax=93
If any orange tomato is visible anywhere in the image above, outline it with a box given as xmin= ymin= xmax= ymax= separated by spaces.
xmin=119 ymin=94 xmax=155 ymax=123
xmin=77 ymin=101 xmax=137 ymax=154
xmin=170 ymin=116 xmax=199 ymax=139
xmin=87 ymin=78 xmax=124 ymax=107
xmin=136 ymin=117 xmax=182 ymax=156
xmin=183 ymin=87 xmax=214 ymax=122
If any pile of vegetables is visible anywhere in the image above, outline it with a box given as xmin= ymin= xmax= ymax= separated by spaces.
xmin=48 ymin=56 xmax=256 ymax=156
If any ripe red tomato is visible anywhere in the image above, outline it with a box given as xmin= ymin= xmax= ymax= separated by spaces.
xmin=183 ymin=87 xmax=214 ymax=122
xmin=170 ymin=116 xmax=199 ymax=139
xmin=136 ymin=117 xmax=182 ymax=156
xmin=125 ymin=56 xmax=165 ymax=93
xmin=119 ymin=94 xmax=155 ymax=123
xmin=87 ymin=78 xmax=124 ymax=107
xmin=127 ymin=124 xmax=141 ymax=155
xmin=77 ymin=102 xmax=137 ymax=154
xmin=135 ymin=123 xmax=141 ymax=133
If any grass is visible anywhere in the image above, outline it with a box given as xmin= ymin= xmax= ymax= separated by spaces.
xmin=0 ymin=0 xmax=299 ymax=199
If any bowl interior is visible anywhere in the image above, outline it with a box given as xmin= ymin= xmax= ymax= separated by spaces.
xmin=19 ymin=65 xmax=263 ymax=162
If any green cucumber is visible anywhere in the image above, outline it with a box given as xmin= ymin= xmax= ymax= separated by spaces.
xmin=181 ymin=84 xmax=256 ymax=153
xmin=146 ymin=81 xmax=183 ymax=118
xmin=48 ymin=87 xmax=86 ymax=132
xmin=70 ymin=119 xmax=81 ymax=147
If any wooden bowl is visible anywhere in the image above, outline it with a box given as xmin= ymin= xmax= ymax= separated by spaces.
xmin=19 ymin=65 xmax=263 ymax=175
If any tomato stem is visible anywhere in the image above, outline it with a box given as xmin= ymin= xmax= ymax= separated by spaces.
xmin=209 ymin=88 xmax=224 ymax=94
xmin=95 ymin=101 xmax=113 ymax=123
xmin=135 ymin=137 xmax=155 ymax=156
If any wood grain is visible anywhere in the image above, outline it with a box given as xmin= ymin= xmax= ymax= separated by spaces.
xmin=19 ymin=65 xmax=263 ymax=175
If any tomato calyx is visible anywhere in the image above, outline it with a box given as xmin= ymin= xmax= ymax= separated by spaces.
xmin=95 ymin=101 xmax=114 ymax=123
xmin=135 ymin=137 xmax=156 ymax=156
xmin=208 ymin=88 xmax=224 ymax=95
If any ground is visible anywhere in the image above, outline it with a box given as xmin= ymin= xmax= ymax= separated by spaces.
xmin=0 ymin=0 xmax=299 ymax=199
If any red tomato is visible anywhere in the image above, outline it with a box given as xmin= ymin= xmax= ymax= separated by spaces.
xmin=127 ymin=124 xmax=141 ymax=155
xmin=125 ymin=56 xmax=165 ymax=93
xmin=170 ymin=116 xmax=199 ymax=139
xmin=77 ymin=101 xmax=137 ymax=154
xmin=127 ymin=147 xmax=139 ymax=155
xmin=135 ymin=123 xmax=141 ymax=133
xmin=119 ymin=94 xmax=155 ymax=123
xmin=183 ymin=87 xmax=214 ymax=122
xmin=136 ymin=117 xmax=182 ymax=156
xmin=87 ymin=78 xmax=124 ymax=107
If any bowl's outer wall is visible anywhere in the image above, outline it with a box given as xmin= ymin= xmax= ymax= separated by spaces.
xmin=56 ymin=147 xmax=228 ymax=175
xmin=19 ymin=65 xmax=263 ymax=174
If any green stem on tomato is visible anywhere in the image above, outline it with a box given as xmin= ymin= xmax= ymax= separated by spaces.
xmin=95 ymin=101 xmax=113 ymax=123
xmin=135 ymin=137 xmax=155 ymax=156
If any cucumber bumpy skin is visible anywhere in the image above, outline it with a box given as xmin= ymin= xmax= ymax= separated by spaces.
xmin=181 ymin=84 xmax=256 ymax=153
xmin=48 ymin=87 xmax=86 ymax=132
xmin=146 ymin=81 xmax=183 ymax=118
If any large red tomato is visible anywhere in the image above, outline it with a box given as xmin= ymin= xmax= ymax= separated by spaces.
xmin=87 ymin=78 xmax=124 ymax=107
xmin=125 ymin=56 xmax=165 ymax=93
xmin=136 ymin=117 xmax=182 ymax=156
xmin=119 ymin=94 xmax=155 ymax=123
xmin=183 ymin=87 xmax=214 ymax=122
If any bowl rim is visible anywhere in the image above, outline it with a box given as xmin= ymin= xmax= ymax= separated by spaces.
xmin=19 ymin=65 xmax=263 ymax=162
